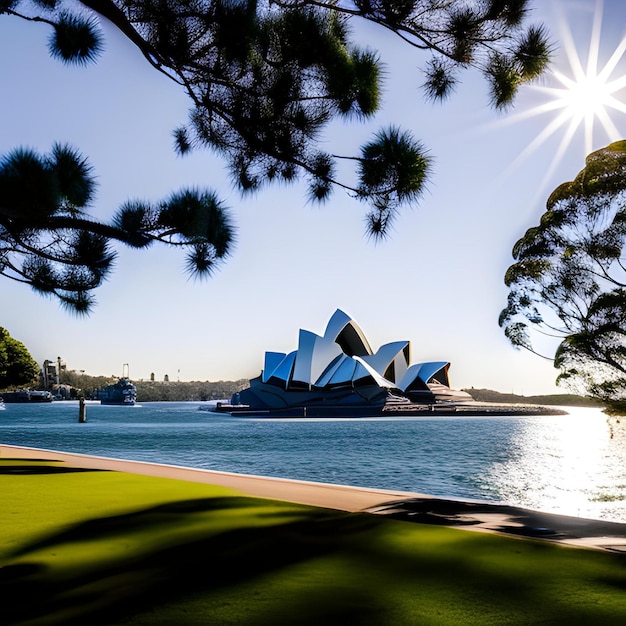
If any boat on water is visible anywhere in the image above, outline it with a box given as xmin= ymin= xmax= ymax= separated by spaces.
xmin=0 ymin=390 xmax=54 ymax=403
xmin=95 ymin=378 xmax=137 ymax=406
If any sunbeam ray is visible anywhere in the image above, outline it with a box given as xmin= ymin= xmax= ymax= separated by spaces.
xmin=481 ymin=0 xmax=626 ymax=201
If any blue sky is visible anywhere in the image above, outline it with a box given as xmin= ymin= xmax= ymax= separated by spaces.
xmin=2 ymin=1 xmax=626 ymax=394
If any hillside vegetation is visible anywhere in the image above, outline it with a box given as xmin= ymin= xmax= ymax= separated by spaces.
xmin=463 ymin=388 xmax=602 ymax=407
xmin=133 ymin=379 xmax=248 ymax=403
xmin=58 ymin=370 xmax=247 ymax=403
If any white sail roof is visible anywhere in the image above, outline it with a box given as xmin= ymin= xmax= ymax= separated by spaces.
xmin=258 ymin=310 xmax=452 ymax=392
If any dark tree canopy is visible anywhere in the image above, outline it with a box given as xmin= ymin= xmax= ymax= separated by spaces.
xmin=500 ymin=141 xmax=626 ymax=406
xmin=0 ymin=327 xmax=41 ymax=389
xmin=1 ymin=0 xmax=552 ymax=312
xmin=0 ymin=144 xmax=235 ymax=313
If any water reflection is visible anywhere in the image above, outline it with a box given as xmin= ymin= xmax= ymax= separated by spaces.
xmin=476 ymin=407 xmax=626 ymax=521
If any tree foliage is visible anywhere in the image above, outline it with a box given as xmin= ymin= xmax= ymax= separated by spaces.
xmin=1 ymin=0 xmax=552 ymax=311
xmin=500 ymin=141 xmax=626 ymax=405
xmin=0 ymin=327 xmax=41 ymax=389
xmin=0 ymin=144 xmax=234 ymax=313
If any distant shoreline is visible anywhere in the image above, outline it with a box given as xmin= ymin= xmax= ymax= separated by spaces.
xmin=461 ymin=388 xmax=602 ymax=408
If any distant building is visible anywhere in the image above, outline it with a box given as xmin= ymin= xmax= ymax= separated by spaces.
xmin=42 ymin=357 xmax=66 ymax=389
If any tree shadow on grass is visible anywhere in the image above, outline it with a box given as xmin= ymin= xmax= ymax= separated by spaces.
xmin=0 ymin=464 xmax=109 ymax=475
xmin=0 ymin=496 xmax=383 ymax=625
xmin=0 ymin=458 xmax=64 ymax=462
xmin=5 ymin=494 xmax=626 ymax=625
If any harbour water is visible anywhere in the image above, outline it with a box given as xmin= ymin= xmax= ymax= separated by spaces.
xmin=1 ymin=401 xmax=625 ymax=523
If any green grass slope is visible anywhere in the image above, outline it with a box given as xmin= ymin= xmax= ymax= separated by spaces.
xmin=1 ymin=458 xmax=625 ymax=625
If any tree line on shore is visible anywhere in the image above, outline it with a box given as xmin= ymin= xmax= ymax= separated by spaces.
xmin=462 ymin=388 xmax=602 ymax=408
xmin=57 ymin=369 xmax=248 ymax=403
xmin=131 ymin=379 xmax=249 ymax=403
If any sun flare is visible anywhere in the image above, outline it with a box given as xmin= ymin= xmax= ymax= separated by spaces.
xmin=537 ymin=3 xmax=626 ymax=157
xmin=493 ymin=0 xmax=626 ymax=201
xmin=554 ymin=68 xmax=619 ymax=126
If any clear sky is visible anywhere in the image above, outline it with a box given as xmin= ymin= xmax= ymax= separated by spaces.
xmin=2 ymin=1 xmax=626 ymax=394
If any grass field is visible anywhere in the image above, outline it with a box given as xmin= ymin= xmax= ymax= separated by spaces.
xmin=2 ymin=457 xmax=626 ymax=625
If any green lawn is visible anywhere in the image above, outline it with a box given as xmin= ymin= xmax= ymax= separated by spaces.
xmin=2 ymin=458 xmax=626 ymax=625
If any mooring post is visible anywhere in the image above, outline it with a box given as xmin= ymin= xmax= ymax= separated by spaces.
xmin=78 ymin=396 xmax=87 ymax=423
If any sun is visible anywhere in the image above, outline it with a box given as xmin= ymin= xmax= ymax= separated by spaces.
xmin=561 ymin=68 xmax=617 ymax=114
xmin=537 ymin=1 xmax=626 ymax=157
xmin=493 ymin=0 xmax=626 ymax=199
xmin=552 ymin=66 xmax=622 ymax=141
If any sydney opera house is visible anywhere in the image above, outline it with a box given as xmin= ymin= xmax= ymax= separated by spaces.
xmin=221 ymin=309 xmax=476 ymax=417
